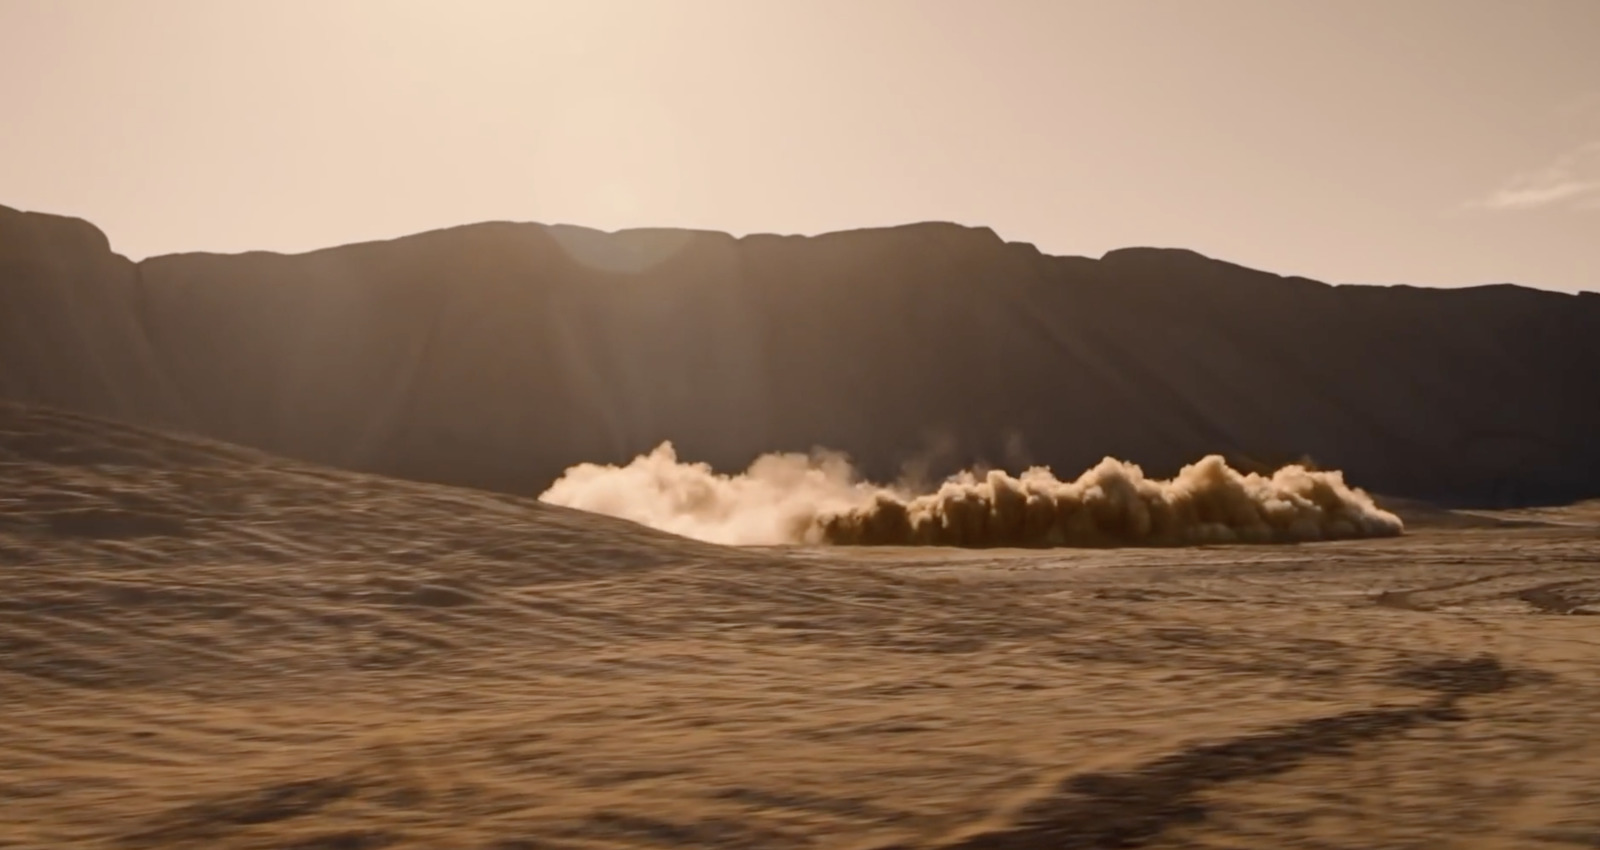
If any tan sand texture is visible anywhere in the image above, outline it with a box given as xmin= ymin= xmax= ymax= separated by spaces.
xmin=4 ymin=401 xmax=1598 ymax=849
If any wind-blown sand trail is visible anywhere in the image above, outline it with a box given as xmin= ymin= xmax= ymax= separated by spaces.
xmin=3 ymin=401 xmax=1599 ymax=849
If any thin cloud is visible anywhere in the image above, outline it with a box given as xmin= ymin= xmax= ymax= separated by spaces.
xmin=1466 ymin=142 xmax=1600 ymax=212
xmin=1478 ymin=180 xmax=1600 ymax=210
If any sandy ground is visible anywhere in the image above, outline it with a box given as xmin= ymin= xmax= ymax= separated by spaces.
xmin=3 ymin=403 xmax=1599 ymax=849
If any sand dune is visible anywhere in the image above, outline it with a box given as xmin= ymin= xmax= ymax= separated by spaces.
xmin=4 ymin=202 xmax=1599 ymax=508
xmin=539 ymin=442 xmax=1403 ymax=547
xmin=4 ymin=401 xmax=1599 ymax=848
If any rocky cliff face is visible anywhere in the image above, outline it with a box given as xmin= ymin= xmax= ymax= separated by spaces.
xmin=0 ymin=206 xmax=186 ymax=427
xmin=3 ymin=202 xmax=1596 ymax=507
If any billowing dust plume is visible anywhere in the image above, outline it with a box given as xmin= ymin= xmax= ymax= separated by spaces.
xmin=536 ymin=442 xmax=882 ymax=546
xmin=538 ymin=442 xmax=1404 ymax=547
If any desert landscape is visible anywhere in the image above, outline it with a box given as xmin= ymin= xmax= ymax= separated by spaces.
xmin=6 ymin=3 xmax=1600 ymax=846
xmin=3 ymin=193 xmax=1600 ymax=850
xmin=4 ymin=400 xmax=1599 ymax=849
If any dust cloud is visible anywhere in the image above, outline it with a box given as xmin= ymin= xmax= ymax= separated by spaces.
xmin=538 ymin=443 xmax=1404 ymax=547
xmin=536 ymin=442 xmax=882 ymax=546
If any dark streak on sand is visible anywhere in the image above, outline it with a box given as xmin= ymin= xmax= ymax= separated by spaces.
xmin=1518 ymin=582 xmax=1599 ymax=616
xmin=119 ymin=778 xmax=360 ymax=847
xmin=906 ymin=656 xmax=1515 ymax=850
xmin=1375 ymin=574 xmax=1600 ymax=616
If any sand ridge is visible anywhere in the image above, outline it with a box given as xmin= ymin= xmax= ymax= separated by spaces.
xmin=3 ymin=401 xmax=1599 ymax=849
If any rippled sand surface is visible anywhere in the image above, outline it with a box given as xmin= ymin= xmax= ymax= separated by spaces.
xmin=4 ymin=403 xmax=1598 ymax=850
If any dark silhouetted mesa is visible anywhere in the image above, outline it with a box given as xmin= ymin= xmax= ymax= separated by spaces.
xmin=3 ymin=202 xmax=1597 ymax=507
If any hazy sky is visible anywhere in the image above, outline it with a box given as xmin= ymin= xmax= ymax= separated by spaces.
xmin=2 ymin=1 xmax=1597 ymax=292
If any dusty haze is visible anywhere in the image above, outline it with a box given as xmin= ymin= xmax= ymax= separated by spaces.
xmin=2 ymin=0 xmax=1598 ymax=292
xmin=539 ymin=443 xmax=1404 ymax=547
xmin=8 ymin=4 xmax=1600 ymax=847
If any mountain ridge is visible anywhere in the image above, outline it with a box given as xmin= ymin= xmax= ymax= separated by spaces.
xmin=3 ymin=201 xmax=1596 ymax=508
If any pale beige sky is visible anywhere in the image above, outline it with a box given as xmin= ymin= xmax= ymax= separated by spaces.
xmin=2 ymin=0 xmax=1597 ymax=291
